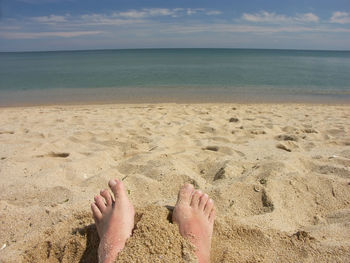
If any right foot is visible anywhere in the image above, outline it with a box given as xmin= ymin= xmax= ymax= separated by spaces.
xmin=91 ymin=179 xmax=135 ymax=263
xmin=172 ymin=184 xmax=216 ymax=263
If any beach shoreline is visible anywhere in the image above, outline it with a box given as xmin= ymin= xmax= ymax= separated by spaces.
xmin=0 ymin=102 xmax=349 ymax=262
xmin=1 ymin=89 xmax=350 ymax=108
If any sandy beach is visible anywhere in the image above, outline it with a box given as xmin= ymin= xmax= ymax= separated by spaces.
xmin=0 ymin=103 xmax=349 ymax=262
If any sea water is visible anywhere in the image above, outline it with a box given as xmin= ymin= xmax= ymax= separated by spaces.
xmin=0 ymin=48 xmax=349 ymax=105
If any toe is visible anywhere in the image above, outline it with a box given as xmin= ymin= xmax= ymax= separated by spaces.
xmin=190 ymin=190 xmax=202 ymax=208
xmin=91 ymin=203 xmax=102 ymax=222
xmin=199 ymin=193 xmax=209 ymax=210
xmin=109 ymin=179 xmax=127 ymax=200
xmin=100 ymin=189 xmax=113 ymax=206
xmin=204 ymin=198 xmax=214 ymax=217
xmin=209 ymin=207 xmax=216 ymax=224
xmin=176 ymin=183 xmax=194 ymax=206
xmin=94 ymin=195 xmax=107 ymax=213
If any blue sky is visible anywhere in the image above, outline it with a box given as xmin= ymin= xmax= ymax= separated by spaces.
xmin=0 ymin=0 xmax=349 ymax=51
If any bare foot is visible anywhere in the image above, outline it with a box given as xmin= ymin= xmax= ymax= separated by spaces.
xmin=172 ymin=184 xmax=216 ymax=263
xmin=91 ymin=179 xmax=135 ymax=263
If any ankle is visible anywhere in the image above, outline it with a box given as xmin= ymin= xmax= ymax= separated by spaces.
xmin=197 ymin=254 xmax=210 ymax=263
xmin=98 ymin=242 xmax=124 ymax=263
xmin=195 ymin=245 xmax=210 ymax=263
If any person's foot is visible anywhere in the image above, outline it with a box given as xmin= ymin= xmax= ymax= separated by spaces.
xmin=91 ymin=179 xmax=135 ymax=263
xmin=172 ymin=184 xmax=216 ymax=263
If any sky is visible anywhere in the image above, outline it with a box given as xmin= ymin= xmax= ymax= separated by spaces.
xmin=0 ymin=0 xmax=349 ymax=51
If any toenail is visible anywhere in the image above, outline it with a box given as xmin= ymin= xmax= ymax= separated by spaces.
xmin=208 ymin=198 xmax=213 ymax=203
xmin=109 ymin=179 xmax=117 ymax=187
xmin=185 ymin=184 xmax=192 ymax=189
xmin=203 ymin=194 xmax=208 ymax=198
xmin=197 ymin=190 xmax=202 ymax=194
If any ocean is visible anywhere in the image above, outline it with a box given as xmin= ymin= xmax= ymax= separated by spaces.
xmin=0 ymin=48 xmax=349 ymax=105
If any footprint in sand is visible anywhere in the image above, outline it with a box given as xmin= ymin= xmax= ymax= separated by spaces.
xmin=204 ymin=146 xmax=219 ymax=152
xmin=198 ymin=125 xmax=216 ymax=134
xmin=208 ymin=137 xmax=231 ymax=143
xmin=275 ymin=133 xmax=300 ymax=152
xmin=228 ymin=117 xmax=239 ymax=123
xmin=0 ymin=130 xmax=15 ymax=134
xmin=1 ymin=185 xmax=72 ymax=207
xmin=250 ymin=130 xmax=266 ymax=135
xmin=198 ymin=160 xmax=228 ymax=181
xmin=214 ymin=183 xmax=275 ymax=216
xmin=276 ymin=142 xmax=298 ymax=152
xmin=275 ymin=134 xmax=299 ymax=142
xmin=303 ymin=160 xmax=350 ymax=179
xmin=48 ymin=152 xmax=70 ymax=158
xmin=302 ymin=128 xmax=318 ymax=134
xmin=202 ymin=146 xmax=233 ymax=155
xmin=36 ymin=152 xmax=70 ymax=158
xmin=281 ymin=126 xmax=299 ymax=133
xmin=198 ymin=159 xmax=245 ymax=182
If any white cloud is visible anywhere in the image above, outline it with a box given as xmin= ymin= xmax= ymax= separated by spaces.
xmin=0 ymin=31 xmax=103 ymax=39
xmin=147 ymin=8 xmax=175 ymax=17
xmin=116 ymin=10 xmax=147 ymax=18
xmin=163 ymin=23 xmax=350 ymax=34
xmin=80 ymin=14 xmax=145 ymax=26
xmin=242 ymin=11 xmax=289 ymax=23
xmin=5 ymin=8 xmax=350 ymax=44
xmin=112 ymin=8 xmax=221 ymax=19
xmin=330 ymin=12 xmax=350 ymax=24
xmin=296 ymin=13 xmax=319 ymax=23
xmin=206 ymin=10 xmax=222 ymax=16
xmin=32 ymin=15 xmax=67 ymax=23
xmin=26 ymin=8 xmax=223 ymax=28
xmin=242 ymin=11 xmax=319 ymax=23
xmin=116 ymin=8 xmax=174 ymax=18
xmin=186 ymin=9 xmax=197 ymax=15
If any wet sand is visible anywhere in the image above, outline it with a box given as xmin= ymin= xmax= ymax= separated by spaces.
xmin=0 ymin=103 xmax=349 ymax=262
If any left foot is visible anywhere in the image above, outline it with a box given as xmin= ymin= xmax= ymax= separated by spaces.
xmin=91 ymin=179 xmax=135 ymax=263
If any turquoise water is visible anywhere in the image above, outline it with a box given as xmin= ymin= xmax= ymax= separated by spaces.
xmin=0 ymin=48 xmax=350 ymax=105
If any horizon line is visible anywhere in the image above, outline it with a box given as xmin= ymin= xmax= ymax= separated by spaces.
xmin=1 ymin=47 xmax=350 ymax=54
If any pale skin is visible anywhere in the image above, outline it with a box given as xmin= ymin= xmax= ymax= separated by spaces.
xmin=91 ymin=179 xmax=135 ymax=263
xmin=91 ymin=180 xmax=216 ymax=263
xmin=172 ymin=183 xmax=216 ymax=263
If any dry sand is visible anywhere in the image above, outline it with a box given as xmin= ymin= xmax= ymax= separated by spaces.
xmin=0 ymin=103 xmax=349 ymax=262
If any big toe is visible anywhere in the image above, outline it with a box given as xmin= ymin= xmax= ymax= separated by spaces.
xmin=176 ymin=183 xmax=194 ymax=206
xmin=108 ymin=179 xmax=127 ymax=200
